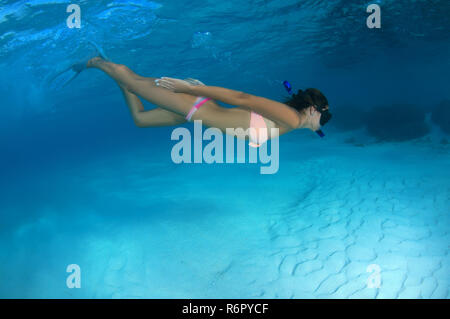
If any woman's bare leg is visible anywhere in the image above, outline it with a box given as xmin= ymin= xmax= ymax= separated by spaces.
xmin=87 ymin=57 xmax=251 ymax=130
xmin=88 ymin=57 xmax=199 ymax=117
xmin=118 ymin=85 xmax=187 ymax=127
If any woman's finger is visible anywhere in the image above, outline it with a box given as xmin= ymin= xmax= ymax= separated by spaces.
xmin=159 ymin=79 xmax=174 ymax=84
xmin=161 ymin=77 xmax=175 ymax=84
xmin=160 ymin=83 xmax=174 ymax=89
xmin=159 ymin=84 xmax=173 ymax=91
xmin=156 ymin=77 xmax=173 ymax=84
xmin=159 ymin=83 xmax=175 ymax=91
xmin=157 ymin=80 xmax=173 ymax=88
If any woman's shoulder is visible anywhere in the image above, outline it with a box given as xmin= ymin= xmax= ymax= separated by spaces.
xmin=262 ymin=116 xmax=292 ymax=135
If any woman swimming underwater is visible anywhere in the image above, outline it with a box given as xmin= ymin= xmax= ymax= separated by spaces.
xmin=61 ymin=43 xmax=332 ymax=147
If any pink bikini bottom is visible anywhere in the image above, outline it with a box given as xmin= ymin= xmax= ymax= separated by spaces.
xmin=186 ymin=97 xmax=268 ymax=148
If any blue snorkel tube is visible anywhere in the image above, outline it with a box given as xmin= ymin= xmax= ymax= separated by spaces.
xmin=283 ymin=81 xmax=325 ymax=138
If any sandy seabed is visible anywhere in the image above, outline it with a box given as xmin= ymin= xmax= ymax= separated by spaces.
xmin=0 ymin=132 xmax=448 ymax=298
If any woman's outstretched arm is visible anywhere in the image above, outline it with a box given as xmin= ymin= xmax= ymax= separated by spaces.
xmin=191 ymin=85 xmax=302 ymax=129
xmin=156 ymin=77 xmax=301 ymax=129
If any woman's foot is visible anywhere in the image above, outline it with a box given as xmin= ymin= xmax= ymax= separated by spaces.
xmin=72 ymin=41 xmax=109 ymax=71
xmin=86 ymin=56 xmax=104 ymax=68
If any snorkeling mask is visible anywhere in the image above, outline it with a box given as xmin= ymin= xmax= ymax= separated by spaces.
xmin=314 ymin=105 xmax=332 ymax=126
xmin=283 ymin=81 xmax=331 ymax=138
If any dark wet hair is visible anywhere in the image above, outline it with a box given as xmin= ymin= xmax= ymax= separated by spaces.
xmin=284 ymin=88 xmax=329 ymax=113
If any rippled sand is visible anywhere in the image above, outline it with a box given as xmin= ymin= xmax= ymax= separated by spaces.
xmin=0 ymin=133 xmax=448 ymax=298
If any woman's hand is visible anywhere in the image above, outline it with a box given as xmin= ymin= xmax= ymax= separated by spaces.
xmin=155 ymin=77 xmax=193 ymax=93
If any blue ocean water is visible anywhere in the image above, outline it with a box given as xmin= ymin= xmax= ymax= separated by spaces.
xmin=0 ymin=0 xmax=449 ymax=298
